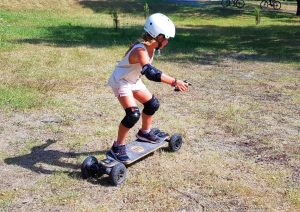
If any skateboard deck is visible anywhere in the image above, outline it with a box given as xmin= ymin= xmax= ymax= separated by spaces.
xmin=123 ymin=138 xmax=168 ymax=164
xmin=103 ymin=131 xmax=168 ymax=165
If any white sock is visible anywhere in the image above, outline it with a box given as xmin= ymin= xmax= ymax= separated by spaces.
xmin=141 ymin=129 xmax=150 ymax=134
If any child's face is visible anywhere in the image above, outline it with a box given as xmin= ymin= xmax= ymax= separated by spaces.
xmin=160 ymin=38 xmax=169 ymax=49
xmin=156 ymin=34 xmax=169 ymax=49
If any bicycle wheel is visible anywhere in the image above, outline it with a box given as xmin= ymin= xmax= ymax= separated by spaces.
xmin=222 ymin=0 xmax=230 ymax=7
xmin=232 ymin=0 xmax=237 ymax=7
xmin=260 ymin=0 xmax=269 ymax=9
xmin=273 ymin=1 xmax=281 ymax=10
xmin=236 ymin=0 xmax=245 ymax=8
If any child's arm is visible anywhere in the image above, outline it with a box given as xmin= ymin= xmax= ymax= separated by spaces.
xmin=131 ymin=48 xmax=188 ymax=91
xmin=142 ymin=64 xmax=188 ymax=92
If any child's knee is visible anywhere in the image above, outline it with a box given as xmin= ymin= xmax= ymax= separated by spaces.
xmin=121 ymin=107 xmax=141 ymax=128
xmin=143 ymin=96 xmax=160 ymax=116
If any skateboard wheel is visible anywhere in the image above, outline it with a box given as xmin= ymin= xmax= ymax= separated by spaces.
xmin=168 ymin=133 xmax=183 ymax=152
xmin=81 ymin=156 xmax=99 ymax=179
xmin=110 ymin=163 xmax=127 ymax=186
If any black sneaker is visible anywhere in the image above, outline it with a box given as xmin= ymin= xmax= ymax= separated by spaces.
xmin=109 ymin=145 xmax=130 ymax=162
xmin=136 ymin=130 xmax=161 ymax=144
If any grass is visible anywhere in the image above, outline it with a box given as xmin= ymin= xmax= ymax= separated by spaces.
xmin=0 ymin=190 xmax=17 ymax=208
xmin=16 ymin=139 xmax=44 ymax=155
xmin=288 ymin=189 xmax=300 ymax=208
xmin=216 ymin=102 xmax=247 ymax=135
xmin=0 ymin=85 xmax=41 ymax=109
xmin=46 ymin=191 xmax=80 ymax=205
xmin=30 ymin=171 xmax=83 ymax=207
xmin=47 ymin=171 xmax=80 ymax=188
xmin=0 ymin=0 xmax=299 ymax=211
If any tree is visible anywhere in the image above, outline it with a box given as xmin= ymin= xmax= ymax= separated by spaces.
xmin=297 ymin=0 xmax=300 ymax=16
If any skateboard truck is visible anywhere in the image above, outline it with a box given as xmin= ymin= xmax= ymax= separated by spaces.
xmin=81 ymin=130 xmax=183 ymax=186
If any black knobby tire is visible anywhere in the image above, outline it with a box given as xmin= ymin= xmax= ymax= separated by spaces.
xmin=81 ymin=156 xmax=99 ymax=179
xmin=168 ymin=133 xmax=183 ymax=152
xmin=222 ymin=0 xmax=230 ymax=7
xmin=260 ymin=0 xmax=269 ymax=9
xmin=273 ymin=1 xmax=281 ymax=10
xmin=110 ymin=163 xmax=127 ymax=186
xmin=236 ymin=0 xmax=245 ymax=8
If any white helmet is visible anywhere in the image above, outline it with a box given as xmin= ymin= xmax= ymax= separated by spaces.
xmin=144 ymin=13 xmax=175 ymax=39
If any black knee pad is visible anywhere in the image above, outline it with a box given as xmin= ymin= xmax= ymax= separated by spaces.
xmin=143 ymin=96 xmax=160 ymax=116
xmin=121 ymin=107 xmax=141 ymax=128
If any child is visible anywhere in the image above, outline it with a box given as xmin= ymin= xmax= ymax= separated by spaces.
xmin=108 ymin=13 xmax=189 ymax=162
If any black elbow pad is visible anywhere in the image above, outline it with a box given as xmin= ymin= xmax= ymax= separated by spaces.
xmin=141 ymin=64 xmax=162 ymax=82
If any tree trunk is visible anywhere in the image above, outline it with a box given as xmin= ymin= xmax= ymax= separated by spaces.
xmin=297 ymin=0 xmax=300 ymax=16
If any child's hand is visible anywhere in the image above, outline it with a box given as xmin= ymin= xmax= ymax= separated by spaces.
xmin=175 ymin=80 xmax=189 ymax=92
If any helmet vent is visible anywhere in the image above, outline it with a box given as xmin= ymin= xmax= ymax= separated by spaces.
xmin=150 ymin=22 xmax=152 ymax=25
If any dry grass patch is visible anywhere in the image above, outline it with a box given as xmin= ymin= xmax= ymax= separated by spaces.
xmin=215 ymin=102 xmax=247 ymax=135
xmin=16 ymin=138 xmax=44 ymax=156
xmin=0 ymin=189 xmax=17 ymax=208
xmin=0 ymin=0 xmax=81 ymax=11
xmin=288 ymin=189 xmax=300 ymax=208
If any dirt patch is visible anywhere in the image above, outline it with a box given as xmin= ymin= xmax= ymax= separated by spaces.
xmin=253 ymin=93 xmax=283 ymax=102
xmin=234 ymin=136 xmax=292 ymax=165
xmin=292 ymin=166 xmax=300 ymax=185
xmin=255 ymin=153 xmax=290 ymax=165
xmin=236 ymin=137 xmax=272 ymax=156
xmin=236 ymin=138 xmax=258 ymax=148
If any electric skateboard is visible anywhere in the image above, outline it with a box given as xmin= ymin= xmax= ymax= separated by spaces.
xmin=81 ymin=129 xmax=183 ymax=186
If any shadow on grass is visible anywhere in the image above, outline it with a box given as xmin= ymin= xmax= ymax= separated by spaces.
xmin=78 ymin=0 xmax=144 ymax=14
xmin=3 ymin=139 xmax=169 ymax=187
xmin=19 ymin=25 xmax=142 ymax=48
xmin=4 ymin=139 xmax=104 ymax=175
xmin=77 ymin=0 xmax=249 ymax=18
xmin=77 ymin=0 xmax=181 ymax=15
xmin=78 ymin=0 xmax=296 ymax=19
xmin=4 ymin=139 xmax=126 ymax=187
xmin=163 ymin=24 xmax=300 ymax=63
xmin=19 ymin=23 xmax=299 ymax=63
xmin=14 ymin=0 xmax=299 ymax=63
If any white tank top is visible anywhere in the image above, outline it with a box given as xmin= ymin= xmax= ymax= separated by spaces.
xmin=108 ymin=43 xmax=154 ymax=88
